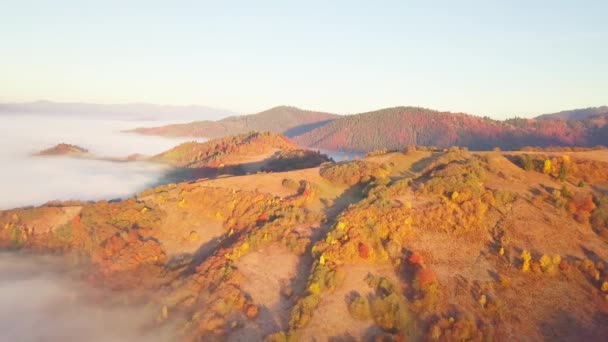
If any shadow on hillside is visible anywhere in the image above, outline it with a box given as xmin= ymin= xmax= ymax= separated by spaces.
xmin=223 ymin=186 xmax=367 ymax=338
xmin=323 ymin=184 xmax=365 ymax=219
xmin=409 ymin=152 xmax=444 ymax=173
xmin=260 ymin=185 xmax=366 ymax=333
xmin=148 ymin=151 xmax=331 ymax=188
xmin=581 ymin=246 xmax=607 ymax=266
xmin=539 ymin=310 xmax=608 ymax=341
xmin=283 ymin=119 xmax=335 ymax=137
xmin=592 ymin=183 xmax=608 ymax=196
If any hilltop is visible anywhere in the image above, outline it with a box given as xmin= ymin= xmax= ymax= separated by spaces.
xmin=2 ymin=134 xmax=608 ymax=341
xmin=130 ymin=106 xmax=338 ymax=138
xmin=35 ymin=143 xmax=89 ymax=156
xmin=151 ymin=131 xmax=332 ymax=181
xmin=152 ymin=131 xmax=298 ymax=168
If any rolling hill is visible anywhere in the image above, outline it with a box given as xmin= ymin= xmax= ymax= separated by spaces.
xmin=130 ymin=106 xmax=339 ymax=138
xmin=151 ymin=131 xmax=298 ymax=168
xmin=150 ymin=131 xmax=332 ymax=182
xmin=3 ymin=143 xmax=608 ymax=341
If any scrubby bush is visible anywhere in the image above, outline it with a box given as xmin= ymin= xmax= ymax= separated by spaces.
xmin=521 ymin=155 xmax=535 ymax=171
xmin=402 ymin=145 xmax=417 ymax=155
xmin=567 ymin=192 xmax=596 ymax=223
xmin=370 ymin=293 xmax=407 ymax=332
xmin=282 ymin=178 xmax=300 ymax=191
xmin=263 ymin=149 xmax=332 ymax=172
xmin=539 ymin=254 xmax=561 ymax=274
xmin=427 ymin=314 xmax=489 ymax=341
xmin=416 ymin=157 xmax=492 ymax=233
xmin=558 ymin=163 xmax=568 ymax=181
xmin=289 ymin=294 xmax=320 ymax=329
xmin=364 ymin=274 xmax=410 ymax=333
xmin=494 ymin=190 xmax=518 ymax=206
xmin=264 ymin=332 xmax=287 ymax=342
xmin=320 ymin=160 xmax=391 ymax=186
xmin=348 ymin=293 xmax=371 ymax=320
xmin=367 ymin=149 xmax=391 ymax=157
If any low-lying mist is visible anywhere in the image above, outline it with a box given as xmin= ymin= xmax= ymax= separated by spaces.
xmin=0 ymin=252 xmax=175 ymax=342
xmin=0 ymin=114 xmax=200 ymax=209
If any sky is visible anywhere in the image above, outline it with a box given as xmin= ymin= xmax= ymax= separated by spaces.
xmin=1 ymin=0 xmax=606 ymax=119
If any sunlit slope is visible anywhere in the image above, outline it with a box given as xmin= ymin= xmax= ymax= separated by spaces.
xmin=2 ymin=147 xmax=608 ymax=341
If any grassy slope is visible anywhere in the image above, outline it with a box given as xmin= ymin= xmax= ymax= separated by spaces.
xmin=2 ymin=149 xmax=608 ymax=340
xmin=151 ymin=131 xmax=298 ymax=168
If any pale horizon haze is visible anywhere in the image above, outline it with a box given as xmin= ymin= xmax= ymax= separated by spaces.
xmin=1 ymin=0 xmax=607 ymax=118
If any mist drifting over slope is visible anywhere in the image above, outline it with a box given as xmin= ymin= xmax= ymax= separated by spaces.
xmin=0 ymin=114 xmax=199 ymax=209
xmin=0 ymin=252 xmax=175 ymax=342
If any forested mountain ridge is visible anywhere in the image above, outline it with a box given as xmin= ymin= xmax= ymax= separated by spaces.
xmin=130 ymin=105 xmax=608 ymax=152
xmin=293 ymin=107 xmax=608 ymax=152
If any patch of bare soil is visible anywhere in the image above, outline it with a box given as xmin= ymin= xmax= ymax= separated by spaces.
xmin=496 ymin=270 xmax=608 ymax=341
xmin=148 ymin=192 xmax=225 ymax=257
xmin=229 ymin=244 xmax=303 ymax=341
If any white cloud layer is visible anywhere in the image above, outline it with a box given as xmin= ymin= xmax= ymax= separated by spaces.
xmin=0 ymin=114 xmax=197 ymax=209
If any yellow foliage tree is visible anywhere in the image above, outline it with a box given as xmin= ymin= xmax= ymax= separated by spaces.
xmin=543 ymin=159 xmax=552 ymax=174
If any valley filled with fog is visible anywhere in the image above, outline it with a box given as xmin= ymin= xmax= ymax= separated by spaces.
xmin=0 ymin=114 xmax=199 ymax=209
xmin=0 ymin=114 xmax=195 ymax=341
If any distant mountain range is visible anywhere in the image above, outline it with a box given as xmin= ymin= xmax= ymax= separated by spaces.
xmin=536 ymin=106 xmax=608 ymax=121
xmin=0 ymin=100 xmax=236 ymax=121
xmin=129 ymin=105 xmax=608 ymax=152
xmin=129 ymin=106 xmax=338 ymax=137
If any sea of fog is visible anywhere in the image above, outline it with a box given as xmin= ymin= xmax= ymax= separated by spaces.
xmin=0 ymin=114 xmax=189 ymax=341
xmin=0 ymin=113 xmax=362 ymax=341
xmin=0 ymin=114 xmax=200 ymax=209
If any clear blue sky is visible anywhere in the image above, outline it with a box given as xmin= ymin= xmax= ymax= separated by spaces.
xmin=1 ymin=0 xmax=606 ymax=118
